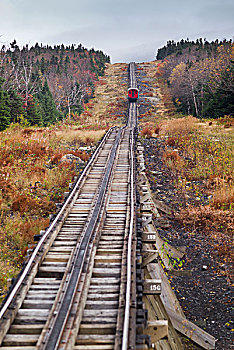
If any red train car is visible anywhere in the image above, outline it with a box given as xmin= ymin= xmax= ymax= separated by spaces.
xmin=128 ymin=88 xmax=139 ymax=102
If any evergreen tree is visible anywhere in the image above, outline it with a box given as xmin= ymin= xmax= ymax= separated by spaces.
xmin=8 ymin=89 xmax=24 ymax=123
xmin=38 ymin=80 xmax=62 ymax=125
xmin=24 ymin=95 xmax=43 ymax=126
xmin=0 ymin=81 xmax=11 ymax=131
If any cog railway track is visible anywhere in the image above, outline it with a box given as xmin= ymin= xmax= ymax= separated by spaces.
xmin=0 ymin=62 xmax=216 ymax=350
xmin=0 ymin=63 xmax=138 ymax=350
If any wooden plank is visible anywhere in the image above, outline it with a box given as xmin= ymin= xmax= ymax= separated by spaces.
xmin=14 ymin=315 xmax=48 ymax=324
xmin=23 ymin=300 xmax=53 ymax=309
xmin=144 ymin=224 xmax=184 ymax=269
xmin=26 ymin=292 xmax=57 ymax=299
xmin=38 ymin=266 xmax=66 ymax=273
xmin=85 ymin=301 xmax=118 ymax=309
xmin=92 ymin=268 xmax=121 ymax=278
xmin=94 ymin=263 xmax=121 ymax=269
xmin=81 ymin=317 xmax=117 ymax=324
xmin=143 ymin=295 xmax=183 ymax=349
xmin=87 ymin=294 xmax=119 ymax=301
xmin=152 ymin=196 xmax=174 ymax=216
xmin=79 ymin=323 xmax=115 ymax=335
xmin=142 ymin=250 xmax=158 ymax=267
xmin=90 ymin=278 xmax=120 ymax=285
xmin=30 ymin=285 xmax=60 ymax=290
xmin=17 ymin=309 xmax=49 ymax=317
xmin=2 ymin=334 xmax=39 ymax=346
xmin=33 ymin=278 xmax=61 ymax=283
xmin=146 ymin=263 xmax=185 ymax=317
xmin=83 ymin=310 xmax=118 ymax=317
xmin=9 ymin=324 xmax=44 ymax=334
xmin=96 ymin=249 xmax=123 ymax=255
xmin=76 ymin=334 xmax=115 ymax=344
xmin=99 ymin=237 xmax=124 ymax=241
xmin=166 ymin=307 xmax=216 ymax=350
xmin=0 ymin=347 xmax=35 ymax=350
xmin=74 ymin=345 xmax=113 ymax=350
xmin=143 ymin=320 xmax=168 ymax=343
xmin=94 ymin=256 xmax=122 ymax=263
xmin=88 ymin=286 xmax=119 ymax=293
xmin=44 ymin=254 xmax=70 ymax=262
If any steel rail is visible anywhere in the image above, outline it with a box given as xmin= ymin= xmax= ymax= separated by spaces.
xmin=121 ymin=128 xmax=135 ymax=350
xmin=122 ymin=61 xmax=137 ymax=349
xmin=43 ymin=128 xmax=124 ymax=350
xmin=0 ymin=127 xmax=115 ymax=321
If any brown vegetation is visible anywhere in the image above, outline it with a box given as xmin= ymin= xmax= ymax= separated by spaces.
xmin=0 ymin=124 xmax=99 ymax=300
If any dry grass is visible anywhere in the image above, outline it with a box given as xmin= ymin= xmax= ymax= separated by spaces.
xmin=160 ymin=115 xmax=197 ymax=136
xmin=162 ymin=149 xmax=184 ymax=170
xmin=0 ymin=123 xmax=106 ymax=300
xmin=160 ymin=116 xmax=233 ymax=274
xmin=81 ymin=63 xmax=128 ymax=128
xmin=211 ymin=184 xmax=234 ymax=210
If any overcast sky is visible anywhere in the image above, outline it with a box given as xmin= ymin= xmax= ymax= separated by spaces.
xmin=0 ymin=0 xmax=233 ymax=62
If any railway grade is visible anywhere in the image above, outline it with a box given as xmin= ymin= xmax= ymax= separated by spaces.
xmin=0 ymin=63 xmax=138 ymax=350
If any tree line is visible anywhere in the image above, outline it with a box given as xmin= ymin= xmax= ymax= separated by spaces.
xmin=156 ymin=38 xmax=233 ymax=118
xmin=0 ymin=42 xmax=110 ymax=130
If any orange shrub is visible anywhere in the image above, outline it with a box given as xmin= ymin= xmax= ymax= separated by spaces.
xmin=154 ymin=125 xmax=161 ymax=135
xmin=84 ymin=137 xmax=95 ymax=145
xmin=51 ymin=152 xmax=63 ymax=165
xmin=166 ymin=136 xmax=177 ymax=146
xmin=141 ymin=127 xmax=153 ymax=138
xmin=163 ymin=151 xmax=181 ymax=163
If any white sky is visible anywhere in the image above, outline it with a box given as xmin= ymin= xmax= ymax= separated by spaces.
xmin=0 ymin=0 xmax=233 ymax=62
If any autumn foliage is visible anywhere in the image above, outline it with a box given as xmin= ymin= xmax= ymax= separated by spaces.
xmin=156 ymin=39 xmax=233 ymax=118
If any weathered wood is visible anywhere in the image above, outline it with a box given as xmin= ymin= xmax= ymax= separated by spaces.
xmin=79 ymin=323 xmax=116 ymax=335
xmin=9 ymin=324 xmax=44 ymax=334
xmin=142 ymin=214 xmax=152 ymax=227
xmin=143 ymin=295 xmax=183 ymax=350
xmin=81 ymin=316 xmax=117 ymax=324
xmin=23 ymin=299 xmax=53 ymax=309
xmin=152 ymin=196 xmax=174 ymax=216
xmin=85 ymin=300 xmax=118 ymax=309
xmin=94 ymin=256 xmax=122 ymax=263
xmin=0 ymin=347 xmax=35 ymax=350
xmin=83 ymin=310 xmax=118 ymax=317
xmin=143 ymin=320 xmax=168 ymax=343
xmin=145 ymin=263 xmax=185 ymax=317
xmin=166 ymin=307 xmax=216 ymax=349
xmin=88 ymin=286 xmax=120 ymax=293
xmin=74 ymin=345 xmax=114 ymax=350
xmin=14 ymin=315 xmax=48 ymax=324
xmin=76 ymin=334 xmax=115 ymax=344
xmin=144 ymin=224 xmax=185 ymax=269
xmin=92 ymin=268 xmax=121 ymax=278
xmin=2 ymin=334 xmax=39 ymax=346
xmin=142 ymin=250 xmax=158 ymax=267
xmin=143 ymin=279 xmax=161 ymax=295
xmin=25 ymin=292 xmax=57 ymax=300
xmin=87 ymin=294 xmax=119 ymax=301
xmin=44 ymin=254 xmax=70 ymax=262
xmin=142 ymin=232 xmax=157 ymax=243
